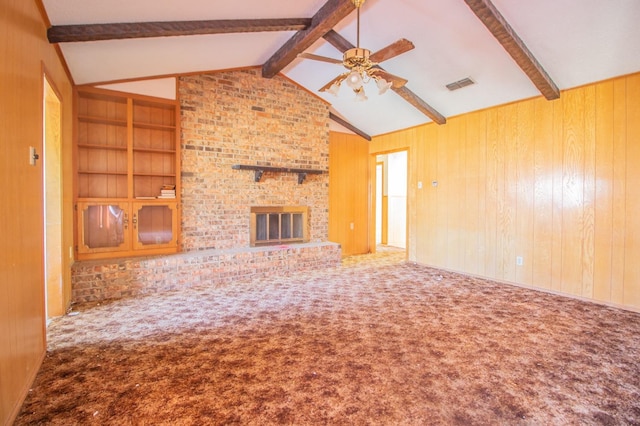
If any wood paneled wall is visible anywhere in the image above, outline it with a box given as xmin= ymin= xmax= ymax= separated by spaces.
xmin=329 ymin=132 xmax=370 ymax=256
xmin=0 ymin=0 xmax=73 ymax=423
xmin=370 ymin=73 xmax=640 ymax=311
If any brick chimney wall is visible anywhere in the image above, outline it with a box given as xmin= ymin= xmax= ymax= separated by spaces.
xmin=179 ymin=69 xmax=330 ymax=251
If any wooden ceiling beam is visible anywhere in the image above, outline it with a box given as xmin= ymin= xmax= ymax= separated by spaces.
xmin=463 ymin=0 xmax=560 ymax=100
xmin=47 ymin=18 xmax=312 ymax=43
xmin=323 ymin=30 xmax=447 ymax=125
xmin=262 ymin=0 xmax=355 ymax=78
xmin=393 ymin=86 xmax=447 ymax=125
xmin=321 ymin=29 xmax=353 ymax=52
xmin=329 ymin=112 xmax=371 ymax=141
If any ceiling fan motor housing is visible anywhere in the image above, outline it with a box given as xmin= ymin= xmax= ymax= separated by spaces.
xmin=343 ymin=47 xmax=374 ymax=70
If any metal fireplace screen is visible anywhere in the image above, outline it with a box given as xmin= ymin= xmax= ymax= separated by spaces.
xmin=250 ymin=206 xmax=309 ymax=246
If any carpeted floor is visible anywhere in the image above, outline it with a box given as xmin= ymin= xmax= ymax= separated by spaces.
xmin=16 ymin=248 xmax=640 ymax=425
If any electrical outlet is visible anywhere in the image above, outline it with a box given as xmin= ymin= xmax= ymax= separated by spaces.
xmin=516 ymin=256 xmax=524 ymax=266
xmin=349 ymin=222 xmax=354 ymax=231
xmin=417 ymin=181 xmax=423 ymax=189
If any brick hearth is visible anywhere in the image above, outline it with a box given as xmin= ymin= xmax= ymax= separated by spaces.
xmin=72 ymin=242 xmax=340 ymax=303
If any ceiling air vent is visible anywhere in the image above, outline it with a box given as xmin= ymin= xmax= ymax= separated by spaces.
xmin=446 ymin=77 xmax=475 ymax=91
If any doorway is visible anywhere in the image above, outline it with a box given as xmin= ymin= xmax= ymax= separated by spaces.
xmin=375 ymin=150 xmax=407 ymax=251
xmin=43 ymin=74 xmax=63 ymax=319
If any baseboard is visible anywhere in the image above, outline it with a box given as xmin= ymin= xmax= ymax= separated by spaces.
xmin=410 ymin=261 xmax=640 ymax=315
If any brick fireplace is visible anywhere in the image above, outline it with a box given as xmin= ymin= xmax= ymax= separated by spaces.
xmin=71 ymin=69 xmax=341 ymax=303
xmin=179 ymin=68 xmax=331 ymax=251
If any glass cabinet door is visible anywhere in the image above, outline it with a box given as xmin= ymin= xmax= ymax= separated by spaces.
xmin=77 ymin=202 xmax=130 ymax=254
xmin=132 ymin=203 xmax=177 ymax=250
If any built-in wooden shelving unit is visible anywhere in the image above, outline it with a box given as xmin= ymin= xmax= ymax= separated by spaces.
xmin=74 ymin=87 xmax=180 ymax=260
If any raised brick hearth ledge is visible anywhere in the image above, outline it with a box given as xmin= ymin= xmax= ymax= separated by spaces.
xmin=71 ymin=242 xmax=341 ymax=303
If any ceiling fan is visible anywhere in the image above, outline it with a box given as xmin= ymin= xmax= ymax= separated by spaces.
xmin=299 ymin=0 xmax=414 ymax=101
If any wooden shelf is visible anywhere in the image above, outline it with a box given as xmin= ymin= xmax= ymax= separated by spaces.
xmin=133 ymin=122 xmax=176 ymax=131
xmin=78 ymin=115 xmax=127 ymax=126
xmin=77 ymin=197 xmax=129 ymax=202
xmin=232 ymin=164 xmax=325 ymax=184
xmin=133 ymin=172 xmax=176 ymax=177
xmin=133 ymin=147 xmax=176 ymax=154
xmin=78 ymin=143 xmax=127 ymax=151
xmin=78 ymin=170 xmax=128 ymax=175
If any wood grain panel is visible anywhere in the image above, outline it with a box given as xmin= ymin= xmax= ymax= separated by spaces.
xmin=464 ymin=112 xmax=481 ymax=275
xmin=532 ymin=98 xmax=554 ymax=289
xmin=1 ymin=0 xmax=73 ymax=423
xmin=623 ymin=74 xmax=640 ymax=306
xmin=581 ymin=85 xmax=596 ymax=299
xmin=506 ymin=103 xmax=520 ymax=282
xmin=368 ymin=72 xmax=640 ymax=312
xmin=329 ymin=132 xmax=370 ymax=256
xmin=561 ymin=88 xmax=585 ymax=295
xmin=516 ymin=101 xmax=535 ymax=286
xmin=610 ymin=78 xmax=627 ymax=304
xmin=445 ymin=118 xmax=462 ymax=271
xmin=399 ymin=130 xmax=413 ymax=259
xmin=550 ymin=98 xmax=564 ymax=292
xmin=413 ymin=130 xmax=426 ymax=261
xmin=593 ymin=81 xmax=614 ymax=302
xmin=498 ymin=105 xmax=517 ymax=282
xmin=475 ymin=112 xmax=488 ymax=277
xmin=434 ymin=123 xmax=450 ymax=268
xmin=484 ymin=108 xmax=499 ymax=278
xmin=419 ymin=125 xmax=439 ymax=265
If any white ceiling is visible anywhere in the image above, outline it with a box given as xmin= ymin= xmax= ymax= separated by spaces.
xmin=42 ymin=0 xmax=640 ymax=136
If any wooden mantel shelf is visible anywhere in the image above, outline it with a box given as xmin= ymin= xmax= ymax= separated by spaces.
xmin=232 ymin=164 xmax=325 ymax=184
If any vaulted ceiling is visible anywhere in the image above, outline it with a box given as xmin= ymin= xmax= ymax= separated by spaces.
xmin=41 ymin=0 xmax=640 ymax=136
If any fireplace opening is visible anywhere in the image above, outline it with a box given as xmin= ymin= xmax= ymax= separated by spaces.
xmin=250 ymin=206 xmax=309 ymax=246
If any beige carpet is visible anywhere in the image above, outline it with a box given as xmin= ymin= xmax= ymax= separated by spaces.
xmin=16 ymin=249 xmax=640 ymax=425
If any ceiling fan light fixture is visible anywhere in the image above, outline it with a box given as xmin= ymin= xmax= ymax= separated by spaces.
xmin=345 ymin=69 xmax=364 ymax=90
xmin=327 ymin=81 xmax=341 ymax=96
xmin=354 ymin=87 xmax=368 ymax=102
xmin=375 ymin=76 xmax=392 ymax=95
xmin=304 ymin=0 xmax=412 ymax=103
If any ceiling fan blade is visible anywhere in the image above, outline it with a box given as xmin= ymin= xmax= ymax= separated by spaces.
xmin=371 ymin=69 xmax=408 ymax=88
xmin=369 ymin=38 xmax=415 ymax=63
xmin=298 ymin=52 xmax=343 ymax=65
xmin=319 ymin=73 xmax=348 ymax=92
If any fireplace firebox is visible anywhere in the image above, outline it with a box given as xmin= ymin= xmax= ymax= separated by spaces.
xmin=250 ymin=206 xmax=309 ymax=246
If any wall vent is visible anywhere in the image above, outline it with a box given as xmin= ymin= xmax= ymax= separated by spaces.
xmin=446 ymin=77 xmax=475 ymax=91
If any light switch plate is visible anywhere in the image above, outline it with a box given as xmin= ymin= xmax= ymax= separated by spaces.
xmin=29 ymin=146 xmax=38 ymax=166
